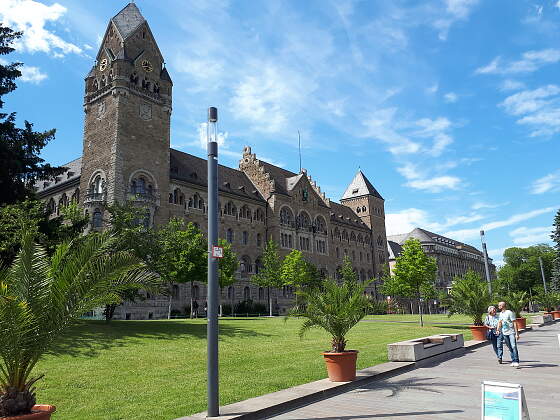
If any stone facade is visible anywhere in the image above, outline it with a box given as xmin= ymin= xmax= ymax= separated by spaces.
xmin=387 ymin=228 xmax=497 ymax=290
xmin=35 ymin=4 xmax=389 ymax=319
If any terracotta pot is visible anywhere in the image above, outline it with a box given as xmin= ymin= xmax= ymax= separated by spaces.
xmin=514 ymin=317 xmax=526 ymax=330
xmin=551 ymin=311 xmax=560 ymax=320
xmin=321 ymin=351 xmax=358 ymax=382
xmin=7 ymin=405 xmax=56 ymax=420
xmin=469 ymin=325 xmax=488 ymax=341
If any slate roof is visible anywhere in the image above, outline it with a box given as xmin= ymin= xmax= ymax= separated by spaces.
xmin=387 ymin=227 xmax=483 ymax=256
xmin=170 ymin=149 xmax=264 ymax=202
xmin=35 ymin=157 xmax=82 ymax=195
xmin=341 ymin=170 xmax=383 ymax=200
xmin=330 ymin=201 xmax=369 ymax=229
xmin=387 ymin=240 xmax=403 ymax=260
xmin=259 ymin=161 xmax=298 ymax=195
xmin=112 ymin=3 xmax=145 ymax=40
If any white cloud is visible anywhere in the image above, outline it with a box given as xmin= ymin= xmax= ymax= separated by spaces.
xmin=406 ymin=175 xmax=461 ymax=192
xmin=0 ymin=0 xmax=82 ymax=56
xmin=471 ymin=201 xmax=509 ymax=210
xmin=445 ymin=206 xmax=557 ymax=240
xmin=386 ymin=207 xmax=485 ymax=236
xmin=487 ymin=247 xmax=506 ymax=259
xmin=433 ymin=0 xmax=480 ymax=41
xmin=500 ymin=79 xmax=525 ymax=91
xmin=197 ymin=123 xmax=228 ymax=149
xmin=510 ymin=226 xmax=552 ymax=245
xmin=444 ymin=92 xmax=458 ymax=103
xmin=362 ymin=108 xmax=421 ymax=156
xmin=475 ymin=49 xmax=560 ymax=75
xmin=19 ymin=65 xmax=47 ymax=83
xmin=426 ymin=83 xmax=439 ymax=94
xmin=500 ymin=85 xmax=560 ymax=136
xmin=530 ymin=170 xmax=560 ymax=194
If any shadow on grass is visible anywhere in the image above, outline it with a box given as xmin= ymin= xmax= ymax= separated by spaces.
xmin=48 ymin=320 xmax=272 ymax=358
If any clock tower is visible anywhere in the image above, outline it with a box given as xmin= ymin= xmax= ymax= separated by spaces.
xmin=80 ymin=3 xmax=172 ymax=226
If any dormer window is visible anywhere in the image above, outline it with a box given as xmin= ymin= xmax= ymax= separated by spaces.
xmin=352 ymin=188 xmax=359 ymax=194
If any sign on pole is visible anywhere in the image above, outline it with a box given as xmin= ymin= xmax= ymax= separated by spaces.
xmin=482 ymin=381 xmax=530 ymax=420
xmin=212 ymin=246 xmax=223 ymax=259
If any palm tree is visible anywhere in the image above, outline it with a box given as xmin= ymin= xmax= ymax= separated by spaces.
xmin=292 ymin=278 xmax=370 ymax=352
xmin=446 ymin=271 xmax=491 ymax=325
xmin=0 ymin=232 xmax=159 ymax=417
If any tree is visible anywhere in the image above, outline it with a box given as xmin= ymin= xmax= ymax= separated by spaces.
xmin=0 ymin=200 xmax=87 ymax=265
xmin=0 ymin=232 xmax=159 ymax=417
xmin=156 ymin=218 xmax=206 ymax=318
xmin=339 ymin=256 xmax=358 ymax=283
xmin=217 ymin=238 xmax=238 ymax=316
xmin=551 ymin=209 xmax=560 ymax=292
xmin=497 ymin=244 xmax=555 ymax=292
xmin=251 ymin=239 xmax=283 ymax=316
xmin=446 ymin=270 xmax=491 ymax=326
xmin=381 ymin=238 xmax=436 ymax=326
xmin=0 ymin=25 xmax=65 ymax=205
xmin=280 ymin=249 xmax=320 ymax=307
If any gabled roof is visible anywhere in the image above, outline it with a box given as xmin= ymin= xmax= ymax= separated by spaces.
xmin=258 ymin=161 xmax=298 ymax=195
xmin=170 ymin=149 xmax=265 ymax=202
xmin=341 ymin=170 xmax=383 ymax=200
xmin=111 ymin=3 xmax=146 ymax=40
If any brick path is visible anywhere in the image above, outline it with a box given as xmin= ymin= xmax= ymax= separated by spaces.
xmin=269 ymin=323 xmax=560 ymax=419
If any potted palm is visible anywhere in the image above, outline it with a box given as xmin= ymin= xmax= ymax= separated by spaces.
xmin=445 ymin=271 xmax=492 ymax=341
xmin=507 ymin=291 xmax=528 ymax=330
xmin=291 ymin=274 xmax=370 ymax=382
xmin=0 ymin=233 xmax=158 ymax=419
xmin=534 ymin=290 xmax=559 ymax=318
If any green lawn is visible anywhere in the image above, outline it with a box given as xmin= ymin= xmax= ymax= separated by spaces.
xmin=36 ymin=317 xmax=473 ymax=420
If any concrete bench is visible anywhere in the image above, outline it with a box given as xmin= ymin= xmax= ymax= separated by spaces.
xmin=531 ymin=314 xmax=554 ymax=326
xmin=388 ymin=333 xmax=464 ymax=362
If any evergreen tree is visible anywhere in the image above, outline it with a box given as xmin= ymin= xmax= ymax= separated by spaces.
xmin=0 ymin=24 xmax=64 ymax=205
xmin=251 ymin=239 xmax=283 ymax=316
xmin=551 ymin=209 xmax=560 ymax=291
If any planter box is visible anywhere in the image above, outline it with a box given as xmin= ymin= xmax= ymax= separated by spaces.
xmin=388 ymin=333 xmax=464 ymax=362
xmin=531 ymin=314 xmax=554 ymax=325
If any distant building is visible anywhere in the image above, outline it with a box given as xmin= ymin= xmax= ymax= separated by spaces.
xmin=387 ymin=228 xmax=496 ymax=290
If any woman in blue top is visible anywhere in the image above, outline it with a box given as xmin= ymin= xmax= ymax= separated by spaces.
xmin=483 ymin=305 xmax=503 ymax=363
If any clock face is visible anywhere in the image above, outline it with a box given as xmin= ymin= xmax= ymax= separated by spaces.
xmin=142 ymin=60 xmax=153 ymax=72
xmin=99 ymin=58 xmax=108 ymax=72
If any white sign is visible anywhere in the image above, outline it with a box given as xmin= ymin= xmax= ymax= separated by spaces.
xmin=211 ymin=246 xmax=223 ymax=258
xmin=482 ymin=381 xmax=530 ymax=420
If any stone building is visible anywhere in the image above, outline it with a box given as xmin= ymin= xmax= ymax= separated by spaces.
xmin=387 ymin=228 xmax=496 ymax=291
xmin=34 ymin=3 xmax=389 ymax=319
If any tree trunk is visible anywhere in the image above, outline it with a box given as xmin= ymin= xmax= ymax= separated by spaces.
xmin=268 ymin=287 xmax=272 ymax=317
xmin=104 ymin=304 xmax=116 ymax=323
xmin=417 ymin=288 xmax=424 ymax=327
xmin=190 ymin=280 xmax=194 ymax=319
xmin=167 ymin=283 xmax=172 ymax=320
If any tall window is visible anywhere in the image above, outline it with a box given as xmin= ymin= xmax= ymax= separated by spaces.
xmin=92 ymin=175 xmax=103 ymax=194
xmin=240 ymin=256 xmax=252 ymax=273
xmin=92 ymin=208 xmax=103 ymax=228
xmin=226 ymin=229 xmax=234 ymax=243
xmin=258 ymin=287 xmax=264 ymax=300
xmin=242 ymin=231 xmax=248 ymax=245
xmin=256 ymin=233 xmax=262 ymax=247
xmin=227 ymin=286 xmax=234 ymax=300
xmin=243 ymin=286 xmax=250 ymax=301
xmin=279 ymin=207 xmax=293 ymax=226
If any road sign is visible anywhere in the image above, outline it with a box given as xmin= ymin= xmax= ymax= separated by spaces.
xmin=211 ymin=246 xmax=223 ymax=258
xmin=482 ymin=381 xmax=530 ymax=420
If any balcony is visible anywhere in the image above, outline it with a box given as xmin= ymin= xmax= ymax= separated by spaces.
xmin=127 ymin=189 xmax=158 ymax=205
xmin=84 ymin=191 xmax=106 ymax=206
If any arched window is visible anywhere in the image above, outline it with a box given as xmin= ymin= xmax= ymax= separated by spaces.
xmin=377 ymin=235 xmax=384 ymax=247
xmin=240 ymin=255 xmax=252 ymax=274
xmin=46 ymin=198 xmax=55 ymax=215
xmin=101 ymin=75 xmax=106 ymax=87
xmin=227 ymin=286 xmax=234 ymax=300
xmin=350 ymin=232 xmax=356 ymax=242
xmin=298 ymin=211 xmax=311 ymax=230
xmin=225 ymin=201 xmax=237 ymax=217
xmin=242 ymin=231 xmax=249 ymax=245
xmin=240 ymin=205 xmax=251 ymax=220
xmin=362 ymin=206 xmax=367 ymax=213
xmin=92 ymin=208 xmax=103 ymax=228
xmin=357 ymin=234 xmax=364 ymax=244
xmin=71 ymin=188 xmax=80 ymax=203
xmin=256 ymin=233 xmax=262 ymax=247
xmin=258 ymin=287 xmax=264 ymax=300
xmin=315 ymin=215 xmax=327 ymax=234
xmin=342 ymin=230 xmax=349 ymax=241
xmin=226 ymin=229 xmax=234 ymax=243
xmin=254 ymin=208 xmax=264 ymax=222
xmin=92 ymin=175 xmax=103 ymax=194
xmin=255 ymin=257 xmax=263 ymax=274
xmin=279 ymin=206 xmax=294 ymax=226
xmin=93 ymin=79 xmax=99 ymax=90
xmin=356 ymin=207 xmax=361 ymax=213
xmin=243 ymin=286 xmax=250 ymax=301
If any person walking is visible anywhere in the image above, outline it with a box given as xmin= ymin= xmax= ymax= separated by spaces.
xmin=484 ymin=306 xmax=503 ymax=363
xmin=497 ymin=301 xmax=520 ymax=368
xmin=192 ymin=299 xmax=199 ymax=318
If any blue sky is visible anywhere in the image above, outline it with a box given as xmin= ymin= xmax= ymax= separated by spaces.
xmin=1 ymin=0 xmax=559 ymax=265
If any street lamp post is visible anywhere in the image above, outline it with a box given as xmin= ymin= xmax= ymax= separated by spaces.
xmin=539 ymin=257 xmax=547 ymax=294
xmin=207 ymin=107 xmax=219 ymax=417
xmin=480 ymin=230 xmax=492 ymax=295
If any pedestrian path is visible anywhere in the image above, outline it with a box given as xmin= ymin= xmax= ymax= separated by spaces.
xmin=269 ymin=323 xmax=560 ymax=419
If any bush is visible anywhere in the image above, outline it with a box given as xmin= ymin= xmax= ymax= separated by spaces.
xmin=234 ymin=300 xmax=267 ymax=315
xmin=368 ymin=299 xmax=388 ymax=315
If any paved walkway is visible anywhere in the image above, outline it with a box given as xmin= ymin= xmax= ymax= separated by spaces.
xmin=269 ymin=323 xmax=560 ymax=419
